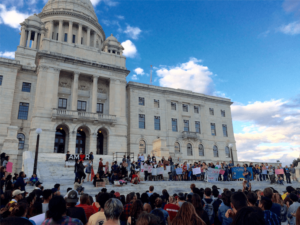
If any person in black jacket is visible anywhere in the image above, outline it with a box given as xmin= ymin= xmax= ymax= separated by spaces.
xmin=77 ymin=161 xmax=86 ymax=183
xmin=93 ymin=173 xmax=103 ymax=187
xmin=74 ymin=160 xmax=80 ymax=181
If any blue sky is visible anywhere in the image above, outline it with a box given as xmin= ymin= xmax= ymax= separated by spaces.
xmin=0 ymin=0 xmax=299 ymax=165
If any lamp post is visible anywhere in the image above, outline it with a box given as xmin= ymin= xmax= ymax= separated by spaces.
xmin=33 ymin=128 xmax=42 ymax=175
xmin=229 ymin=143 xmax=234 ymax=165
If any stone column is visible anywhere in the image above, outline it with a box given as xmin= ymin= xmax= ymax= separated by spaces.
xmin=91 ymin=76 xmax=98 ymax=113
xmin=71 ymin=72 xmax=79 ymax=110
xmin=114 ymin=80 xmax=121 ymax=116
xmin=26 ymin=30 xmax=32 ymax=47
xmin=93 ymin=33 xmax=97 ymax=47
xmin=87 ymin=27 xmax=91 ymax=47
xmin=89 ymin=133 xmax=97 ymax=155
xmin=48 ymin=21 xmax=53 ymax=39
xmin=68 ymin=131 xmax=77 ymax=154
xmin=109 ymin=79 xmax=115 ymax=115
xmin=58 ymin=20 xmax=63 ymax=41
xmin=32 ymin=32 xmax=38 ymax=49
xmin=39 ymin=32 xmax=45 ymax=49
xmin=20 ymin=26 xmax=26 ymax=47
xmin=68 ymin=21 xmax=73 ymax=44
xmin=77 ymin=24 xmax=82 ymax=44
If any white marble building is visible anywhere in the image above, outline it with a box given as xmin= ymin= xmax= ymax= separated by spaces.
xmin=0 ymin=0 xmax=237 ymax=173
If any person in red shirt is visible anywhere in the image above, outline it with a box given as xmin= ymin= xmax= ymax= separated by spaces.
xmin=164 ymin=196 xmax=180 ymax=222
xmin=183 ymin=162 xmax=188 ymax=180
xmin=98 ymin=158 xmax=105 ymax=178
xmin=76 ymin=193 xmax=96 ymax=220
xmin=131 ymin=171 xmax=140 ymax=184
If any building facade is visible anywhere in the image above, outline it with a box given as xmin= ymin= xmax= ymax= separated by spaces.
xmin=0 ymin=0 xmax=237 ymax=172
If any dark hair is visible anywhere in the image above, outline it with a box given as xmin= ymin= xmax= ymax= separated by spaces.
xmin=191 ymin=193 xmax=204 ymax=218
xmin=155 ymin=198 xmax=163 ymax=208
xmin=80 ymin=194 xmax=90 ymax=205
xmin=97 ymin=193 xmax=111 ymax=209
xmin=119 ymin=195 xmax=126 ymax=205
xmin=212 ymin=189 xmax=219 ymax=198
xmin=222 ymin=191 xmax=232 ymax=207
xmin=263 ymin=188 xmax=273 ymax=199
xmin=47 ymin=196 xmax=67 ymax=222
xmin=19 ymin=171 xmax=24 ymax=177
xmin=204 ymin=188 xmax=211 ymax=197
xmin=231 ymin=192 xmax=248 ymax=211
xmin=260 ymin=197 xmax=272 ymax=210
xmin=43 ymin=190 xmax=53 ymax=200
xmin=101 ymin=188 xmax=107 ymax=193
xmin=54 ymin=184 xmax=60 ymax=189
xmin=151 ymin=209 xmax=165 ymax=225
xmin=6 ymin=174 xmax=12 ymax=181
xmin=0 ymin=217 xmax=33 ymax=225
xmin=149 ymin=186 xmax=154 ymax=191
xmin=136 ymin=212 xmax=159 ymax=225
xmin=290 ymin=193 xmax=299 ymax=202
xmin=232 ymin=207 xmax=265 ymax=225
xmin=231 ymin=188 xmax=235 ymax=193
xmin=10 ymin=202 xmax=28 ymax=217
xmin=141 ymin=193 xmax=149 ymax=204
xmin=129 ymin=199 xmax=143 ymax=218
xmin=247 ymin=192 xmax=258 ymax=206
xmin=67 ymin=188 xmax=72 ymax=192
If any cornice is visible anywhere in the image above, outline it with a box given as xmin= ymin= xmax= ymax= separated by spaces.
xmin=0 ymin=58 xmax=21 ymax=69
xmin=36 ymin=51 xmax=130 ymax=76
xmin=38 ymin=11 xmax=106 ymax=40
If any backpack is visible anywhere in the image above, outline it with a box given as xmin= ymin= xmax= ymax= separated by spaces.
xmin=203 ymin=199 xmax=215 ymax=224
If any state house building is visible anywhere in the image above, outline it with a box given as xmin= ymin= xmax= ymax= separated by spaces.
xmin=0 ymin=0 xmax=237 ymax=172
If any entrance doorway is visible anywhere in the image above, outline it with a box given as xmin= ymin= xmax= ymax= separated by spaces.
xmin=76 ymin=130 xmax=86 ymax=154
xmin=54 ymin=128 xmax=66 ymax=153
xmin=97 ymin=129 xmax=108 ymax=155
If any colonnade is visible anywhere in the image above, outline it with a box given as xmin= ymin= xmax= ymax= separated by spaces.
xmin=19 ymin=27 xmax=45 ymax=49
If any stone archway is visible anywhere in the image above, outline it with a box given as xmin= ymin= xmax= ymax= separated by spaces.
xmin=76 ymin=126 xmax=90 ymax=154
xmin=96 ymin=128 xmax=108 ymax=155
xmin=54 ymin=124 xmax=69 ymax=153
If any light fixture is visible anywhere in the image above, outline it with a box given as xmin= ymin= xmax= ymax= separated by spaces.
xmin=80 ymin=129 xmax=83 ymax=131
xmin=60 ymin=128 xmax=62 ymax=130
xmin=228 ymin=143 xmax=233 ymax=148
xmin=99 ymin=130 xmax=102 ymax=133
xmin=35 ymin=128 xmax=42 ymax=135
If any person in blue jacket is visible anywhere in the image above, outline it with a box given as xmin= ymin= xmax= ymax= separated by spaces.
xmin=15 ymin=171 xmax=29 ymax=192
xmin=243 ymin=166 xmax=251 ymax=188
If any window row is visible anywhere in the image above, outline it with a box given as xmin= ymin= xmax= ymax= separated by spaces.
xmin=139 ymin=97 xmax=226 ymax=117
xmin=139 ymin=114 xmax=228 ymax=136
xmin=58 ymin=98 xmax=104 ymax=113
xmin=139 ymin=140 xmax=231 ymax=158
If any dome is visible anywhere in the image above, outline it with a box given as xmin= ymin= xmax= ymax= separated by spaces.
xmin=103 ymin=34 xmax=124 ymax=54
xmin=27 ymin=14 xmax=42 ymax=22
xmin=42 ymin=0 xmax=98 ymax=21
xmin=106 ymin=34 xmax=118 ymax=42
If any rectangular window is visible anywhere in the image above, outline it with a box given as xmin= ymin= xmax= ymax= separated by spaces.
xmin=154 ymin=116 xmax=160 ymax=130
xmin=22 ymin=82 xmax=31 ymax=92
xmin=72 ymin=35 xmax=76 ymax=43
xmin=0 ymin=75 xmax=3 ymax=85
xmin=183 ymin=104 xmax=188 ymax=112
xmin=184 ymin=120 xmax=189 ymax=132
xmin=223 ymin=124 xmax=228 ymax=137
xmin=56 ymin=33 xmax=58 ymax=41
xmin=58 ymin=98 xmax=67 ymax=109
xmin=77 ymin=101 xmax=86 ymax=111
xmin=52 ymin=32 xmax=54 ymax=39
xmin=18 ymin=102 xmax=29 ymax=120
xmin=64 ymin=33 xmax=68 ymax=42
xmin=81 ymin=37 xmax=83 ymax=44
xmin=139 ymin=114 xmax=145 ymax=129
xmin=97 ymin=103 xmax=103 ymax=113
xmin=195 ymin=121 xmax=201 ymax=133
xmin=211 ymin=123 xmax=216 ymax=136
xmin=221 ymin=110 xmax=226 ymax=117
xmin=154 ymin=99 xmax=159 ymax=108
xmin=171 ymin=102 xmax=176 ymax=110
xmin=194 ymin=106 xmax=199 ymax=113
xmin=139 ymin=97 xmax=145 ymax=106
xmin=209 ymin=108 xmax=214 ymax=115
xmin=172 ymin=118 xmax=178 ymax=132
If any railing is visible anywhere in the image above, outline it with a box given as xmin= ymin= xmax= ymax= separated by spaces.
xmin=52 ymin=108 xmax=116 ymax=124
xmin=182 ymin=131 xmax=199 ymax=140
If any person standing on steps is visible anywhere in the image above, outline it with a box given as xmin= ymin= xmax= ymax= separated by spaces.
xmin=98 ymin=158 xmax=105 ymax=178
xmin=78 ymin=161 xmax=86 ymax=183
xmin=65 ymin=151 xmax=70 ymax=168
xmin=74 ymin=159 xmax=80 ymax=181
xmin=85 ymin=160 xmax=93 ymax=182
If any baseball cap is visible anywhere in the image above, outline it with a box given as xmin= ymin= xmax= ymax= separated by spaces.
xmin=114 ymin=192 xmax=120 ymax=198
xmin=12 ymin=190 xmax=24 ymax=197
xmin=35 ymin=181 xmax=43 ymax=187
xmin=178 ymin=193 xmax=185 ymax=201
xmin=65 ymin=190 xmax=79 ymax=203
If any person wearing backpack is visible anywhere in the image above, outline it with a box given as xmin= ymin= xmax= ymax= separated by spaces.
xmin=202 ymin=188 xmax=215 ymax=225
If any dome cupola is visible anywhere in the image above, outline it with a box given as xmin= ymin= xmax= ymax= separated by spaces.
xmin=103 ymin=34 xmax=124 ymax=55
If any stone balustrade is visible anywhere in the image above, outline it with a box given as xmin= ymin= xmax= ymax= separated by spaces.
xmin=52 ymin=108 xmax=116 ymax=124
xmin=182 ymin=131 xmax=199 ymax=140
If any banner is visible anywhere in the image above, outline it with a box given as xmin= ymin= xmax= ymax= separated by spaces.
xmin=176 ymin=168 xmax=182 ymax=175
xmin=166 ymin=166 xmax=171 ymax=172
xmin=6 ymin=162 xmax=13 ymax=173
xmin=67 ymin=154 xmax=91 ymax=161
xmin=275 ymin=169 xmax=284 ymax=175
xmin=152 ymin=168 xmax=157 ymax=176
xmin=232 ymin=167 xmax=253 ymax=180
xmin=219 ymin=170 xmax=225 ymax=175
xmin=157 ymin=167 xmax=164 ymax=175
xmin=207 ymin=168 xmax=220 ymax=182
xmin=192 ymin=167 xmax=201 ymax=175
xmin=148 ymin=166 xmax=153 ymax=173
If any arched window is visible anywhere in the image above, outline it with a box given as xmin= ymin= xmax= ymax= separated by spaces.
xmin=213 ymin=145 xmax=218 ymax=157
xmin=139 ymin=140 xmax=146 ymax=153
xmin=17 ymin=133 xmax=25 ymax=150
xmin=187 ymin=143 xmax=193 ymax=156
xmin=225 ymin=146 xmax=230 ymax=158
xmin=174 ymin=142 xmax=180 ymax=153
xmin=199 ymin=144 xmax=204 ymax=156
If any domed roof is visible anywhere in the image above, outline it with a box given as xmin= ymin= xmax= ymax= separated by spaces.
xmin=27 ymin=14 xmax=42 ymax=22
xmin=42 ymin=0 xmax=98 ymax=21
xmin=106 ymin=34 xmax=118 ymax=42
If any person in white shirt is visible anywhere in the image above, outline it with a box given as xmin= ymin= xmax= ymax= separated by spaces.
xmin=42 ymin=189 xmax=53 ymax=213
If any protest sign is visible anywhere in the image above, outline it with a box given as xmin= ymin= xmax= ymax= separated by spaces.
xmin=207 ymin=168 xmax=220 ymax=182
xmin=157 ymin=167 xmax=164 ymax=175
xmin=152 ymin=168 xmax=157 ymax=176
xmin=219 ymin=170 xmax=225 ymax=175
xmin=275 ymin=169 xmax=284 ymax=175
xmin=6 ymin=162 xmax=13 ymax=173
xmin=176 ymin=168 xmax=183 ymax=175
xmin=166 ymin=166 xmax=171 ymax=172
xmin=96 ymin=182 xmax=105 ymax=187
xmin=30 ymin=213 xmax=45 ymax=225
xmin=192 ymin=167 xmax=201 ymax=175
xmin=232 ymin=167 xmax=253 ymax=180
xmin=148 ymin=166 xmax=153 ymax=173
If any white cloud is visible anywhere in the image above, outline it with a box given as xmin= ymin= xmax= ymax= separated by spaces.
xmin=134 ymin=68 xmax=144 ymax=75
xmin=279 ymin=21 xmax=300 ymax=35
xmin=156 ymin=57 xmax=214 ymax=95
xmin=124 ymin=25 xmax=142 ymax=40
xmin=0 ymin=4 xmax=29 ymax=29
xmin=116 ymin=15 xmax=124 ymax=20
xmin=0 ymin=51 xmax=15 ymax=59
xmin=232 ymin=97 xmax=300 ymax=166
xmin=90 ymin=0 xmax=101 ymax=6
xmin=91 ymin=0 xmax=118 ymax=7
xmin=121 ymin=40 xmax=137 ymax=58
xmin=131 ymin=75 xmax=138 ymax=80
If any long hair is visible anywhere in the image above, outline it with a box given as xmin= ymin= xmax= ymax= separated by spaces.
xmin=231 ymin=206 xmax=265 ymax=225
xmin=172 ymin=202 xmax=205 ymax=225
xmin=136 ymin=212 xmax=159 ymax=225
xmin=47 ymin=196 xmax=67 ymax=222
xmin=129 ymin=199 xmax=143 ymax=218
xmin=272 ymin=193 xmax=284 ymax=206
xmin=296 ymin=207 xmax=300 ymax=225
xmin=191 ymin=193 xmax=204 ymax=218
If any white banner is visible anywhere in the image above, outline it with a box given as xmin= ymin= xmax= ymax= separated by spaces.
xmin=166 ymin=166 xmax=171 ymax=172
xmin=152 ymin=168 xmax=157 ymax=176
xmin=157 ymin=167 xmax=164 ymax=175
xmin=207 ymin=168 xmax=220 ymax=182
xmin=192 ymin=167 xmax=201 ymax=175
